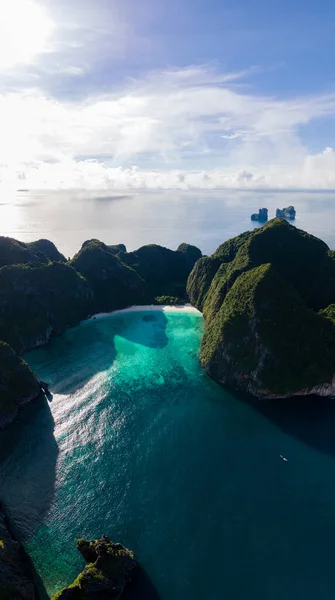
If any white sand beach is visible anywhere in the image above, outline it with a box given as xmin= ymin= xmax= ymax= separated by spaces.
xmin=86 ymin=304 xmax=202 ymax=322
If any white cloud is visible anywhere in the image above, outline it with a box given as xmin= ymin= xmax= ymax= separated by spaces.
xmin=0 ymin=1 xmax=53 ymax=70
xmin=1 ymin=65 xmax=335 ymax=190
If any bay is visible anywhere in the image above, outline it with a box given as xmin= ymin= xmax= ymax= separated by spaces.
xmin=1 ymin=311 xmax=335 ymax=599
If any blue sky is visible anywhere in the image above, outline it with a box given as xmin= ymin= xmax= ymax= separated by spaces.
xmin=1 ymin=0 xmax=335 ymax=190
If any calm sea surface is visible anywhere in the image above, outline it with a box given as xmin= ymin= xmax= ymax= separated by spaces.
xmin=1 ymin=311 xmax=335 ymax=599
xmin=1 ymin=189 xmax=335 ymax=256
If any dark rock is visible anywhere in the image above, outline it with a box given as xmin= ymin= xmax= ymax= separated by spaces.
xmin=0 ymin=507 xmax=36 ymax=599
xmin=276 ymin=206 xmax=296 ymax=219
xmin=0 ymin=342 xmax=41 ymax=429
xmin=52 ymin=537 xmax=137 ymax=600
xmin=251 ymin=208 xmax=268 ymax=222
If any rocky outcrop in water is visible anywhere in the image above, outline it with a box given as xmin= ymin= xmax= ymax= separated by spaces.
xmin=276 ymin=206 xmax=296 ymax=219
xmin=0 ymin=342 xmax=41 ymax=429
xmin=251 ymin=208 xmax=268 ymax=222
xmin=52 ymin=536 xmax=137 ymax=600
xmin=187 ymin=218 xmax=335 ymax=399
xmin=0 ymin=507 xmax=36 ymax=599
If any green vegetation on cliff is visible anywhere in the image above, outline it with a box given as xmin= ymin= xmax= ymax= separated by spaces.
xmin=187 ymin=218 xmax=335 ymax=398
xmin=52 ymin=536 xmax=137 ymax=600
xmin=0 ymin=342 xmax=40 ymax=427
xmin=0 ymin=262 xmax=91 ymax=353
xmin=0 ymin=236 xmax=65 ymax=268
xmin=119 ymin=242 xmax=201 ymax=302
xmin=70 ymin=240 xmax=144 ymax=312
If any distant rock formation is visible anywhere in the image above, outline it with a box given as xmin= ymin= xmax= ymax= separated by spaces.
xmin=187 ymin=218 xmax=335 ymax=399
xmin=276 ymin=206 xmax=296 ymax=219
xmin=51 ymin=537 xmax=137 ymax=600
xmin=251 ymin=208 xmax=268 ymax=222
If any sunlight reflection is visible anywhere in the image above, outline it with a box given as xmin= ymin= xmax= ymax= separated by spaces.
xmin=0 ymin=0 xmax=53 ymax=70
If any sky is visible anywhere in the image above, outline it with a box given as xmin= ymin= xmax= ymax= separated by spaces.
xmin=1 ymin=0 xmax=335 ymax=190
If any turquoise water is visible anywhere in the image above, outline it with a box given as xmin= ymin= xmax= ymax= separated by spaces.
xmin=1 ymin=311 xmax=335 ymax=598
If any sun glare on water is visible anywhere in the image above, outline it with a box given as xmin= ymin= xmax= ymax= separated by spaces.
xmin=0 ymin=0 xmax=53 ymax=70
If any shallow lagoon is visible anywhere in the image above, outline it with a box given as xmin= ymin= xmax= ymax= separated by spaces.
xmin=1 ymin=310 xmax=335 ymax=599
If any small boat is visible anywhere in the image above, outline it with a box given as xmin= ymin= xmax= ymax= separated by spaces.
xmin=280 ymin=455 xmax=288 ymax=462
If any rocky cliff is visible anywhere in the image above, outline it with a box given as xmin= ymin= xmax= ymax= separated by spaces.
xmin=52 ymin=537 xmax=137 ymax=600
xmin=0 ymin=506 xmax=36 ymax=599
xmin=187 ymin=218 xmax=335 ymax=399
xmin=70 ymin=240 xmax=145 ymax=312
xmin=119 ymin=242 xmax=201 ymax=302
xmin=0 ymin=342 xmax=41 ymax=429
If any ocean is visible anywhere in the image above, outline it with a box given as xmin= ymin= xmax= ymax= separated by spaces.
xmin=1 ymin=189 xmax=335 ymax=256
xmin=1 ymin=310 xmax=335 ymax=599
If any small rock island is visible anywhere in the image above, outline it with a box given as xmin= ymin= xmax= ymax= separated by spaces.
xmin=276 ymin=205 xmax=296 ymax=219
xmin=250 ymin=208 xmax=268 ymax=222
xmin=52 ymin=537 xmax=137 ymax=600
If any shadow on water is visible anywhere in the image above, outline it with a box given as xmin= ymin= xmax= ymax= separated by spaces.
xmin=123 ymin=567 xmax=162 ymax=600
xmin=26 ymin=310 xmax=169 ymax=397
xmin=0 ymin=395 xmax=59 ymax=541
xmin=0 ymin=395 xmax=58 ymax=599
xmin=228 ymin=386 xmax=335 ymax=458
xmin=0 ymin=310 xmax=171 ymax=596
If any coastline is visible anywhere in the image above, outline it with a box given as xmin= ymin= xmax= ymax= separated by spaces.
xmin=85 ymin=303 xmax=202 ymax=321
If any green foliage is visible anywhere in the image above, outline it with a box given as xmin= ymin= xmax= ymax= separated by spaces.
xmin=51 ymin=537 xmax=136 ymax=600
xmin=0 ymin=235 xmax=66 ymax=268
xmin=0 ymin=341 xmax=40 ymax=424
xmin=154 ymin=296 xmax=180 ymax=305
xmin=0 ymin=262 xmax=90 ymax=352
xmin=70 ymin=240 xmax=144 ymax=313
xmin=120 ymin=243 xmax=201 ymax=302
xmin=190 ymin=218 xmax=335 ymax=397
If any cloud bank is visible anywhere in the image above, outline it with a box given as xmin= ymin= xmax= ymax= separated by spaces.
xmin=2 ymin=65 xmax=335 ymax=190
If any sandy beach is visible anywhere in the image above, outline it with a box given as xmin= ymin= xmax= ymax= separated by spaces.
xmin=85 ymin=304 xmax=202 ymax=322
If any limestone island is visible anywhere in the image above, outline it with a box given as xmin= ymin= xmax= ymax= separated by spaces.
xmin=52 ymin=537 xmax=137 ymax=600
xmin=187 ymin=218 xmax=335 ymax=399
xmin=276 ymin=205 xmax=296 ymax=219
xmin=251 ymin=208 xmax=268 ymax=222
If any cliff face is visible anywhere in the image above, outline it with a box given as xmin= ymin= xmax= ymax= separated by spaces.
xmin=187 ymin=219 xmax=335 ymax=399
xmin=119 ymin=242 xmax=202 ymax=302
xmin=0 ymin=342 xmax=41 ymax=429
xmin=0 ymin=508 xmax=36 ymax=599
xmin=0 ymin=262 xmax=92 ymax=354
xmin=52 ymin=537 xmax=137 ymax=600
xmin=70 ymin=240 xmax=145 ymax=312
